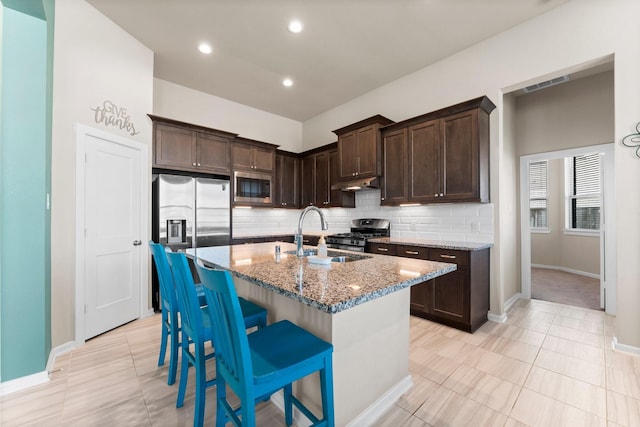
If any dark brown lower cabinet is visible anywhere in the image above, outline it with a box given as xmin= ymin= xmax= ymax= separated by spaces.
xmin=370 ymin=243 xmax=489 ymax=333
xmin=428 ymin=267 xmax=469 ymax=325
xmin=367 ymin=242 xmax=397 ymax=256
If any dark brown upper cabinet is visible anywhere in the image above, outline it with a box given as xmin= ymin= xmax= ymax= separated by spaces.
xmin=381 ymin=127 xmax=409 ymax=204
xmin=149 ymin=115 xmax=236 ymax=175
xmin=328 ymin=149 xmax=355 ymax=207
xmin=275 ymin=151 xmax=300 ymax=209
xmin=380 ymin=96 xmax=495 ymax=205
xmin=232 ymin=138 xmax=277 ymax=173
xmin=300 ymin=153 xmax=315 ymax=207
xmin=333 ymin=115 xmax=394 ymax=181
xmin=300 ymin=144 xmax=355 ymax=208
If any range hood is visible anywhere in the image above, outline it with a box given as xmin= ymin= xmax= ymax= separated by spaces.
xmin=331 ymin=176 xmax=379 ymax=192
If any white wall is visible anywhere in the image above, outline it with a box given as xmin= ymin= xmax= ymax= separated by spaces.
xmin=51 ymin=0 xmax=154 ymax=347
xmin=515 ymin=71 xmax=614 ymax=157
xmin=499 ymin=93 xmax=519 ymax=315
xmin=153 ymin=79 xmax=303 ymax=152
xmin=301 ymin=0 xmax=640 ymax=346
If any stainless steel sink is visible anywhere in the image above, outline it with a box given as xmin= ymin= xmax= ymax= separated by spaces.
xmin=285 ymin=249 xmax=371 ymax=262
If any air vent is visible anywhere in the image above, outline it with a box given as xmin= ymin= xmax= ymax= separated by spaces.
xmin=523 ymin=75 xmax=570 ymax=93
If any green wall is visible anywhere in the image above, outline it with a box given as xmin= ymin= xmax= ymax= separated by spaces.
xmin=0 ymin=0 xmax=53 ymax=382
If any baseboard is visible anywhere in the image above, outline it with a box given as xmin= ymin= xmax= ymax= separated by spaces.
xmin=271 ymin=375 xmax=413 ymax=427
xmin=504 ymin=292 xmax=522 ymax=312
xmin=46 ymin=340 xmax=78 ymax=374
xmin=487 ymin=312 xmax=507 ymax=323
xmin=0 ymin=339 xmax=81 ymax=396
xmin=346 ymin=375 xmax=413 ymax=427
xmin=487 ymin=292 xmax=522 ymax=323
xmin=0 ymin=371 xmax=49 ymax=396
xmin=612 ymin=337 xmax=640 ymax=356
xmin=531 ymin=264 xmax=600 ymax=280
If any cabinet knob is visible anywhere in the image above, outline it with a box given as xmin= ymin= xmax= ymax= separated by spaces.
xmin=440 ymin=193 xmax=444 ymax=197
xmin=193 ymin=162 xmax=196 ymax=166
xmin=381 ymin=197 xmax=385 ymax=201
xmin=434 ymin=194 xmax=439 ymax=197
xmin=197 ymin=163 xmax=201 ymax=167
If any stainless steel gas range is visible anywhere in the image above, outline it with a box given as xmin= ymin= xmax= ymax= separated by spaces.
xmin=325 ymin=218 xmax=390 ymax=252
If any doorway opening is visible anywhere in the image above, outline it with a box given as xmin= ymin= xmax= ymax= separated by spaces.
xmin=507 ymin=58 xmax=616 ymax=315
xmin=520 ymin=144 xmax=615 ymax=314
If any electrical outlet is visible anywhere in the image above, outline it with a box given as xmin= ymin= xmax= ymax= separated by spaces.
xmin=470 ymin=221 xmax=479 ymax=232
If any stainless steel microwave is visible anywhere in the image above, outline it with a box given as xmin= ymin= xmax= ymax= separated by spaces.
xmin=234 ymin=170 xmax=272 ymax=204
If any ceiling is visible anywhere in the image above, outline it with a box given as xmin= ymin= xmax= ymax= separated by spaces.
xmin=86 ymin=0 xmax=570 ymax=122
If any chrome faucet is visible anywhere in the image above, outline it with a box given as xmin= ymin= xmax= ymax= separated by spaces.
xmin=295 ymin=206 xmax=329 ymax=257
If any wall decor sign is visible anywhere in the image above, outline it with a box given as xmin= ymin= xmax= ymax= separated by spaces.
xmin=91 ymin=100 xmax=139 ymax=136
xmin=622 ymin=122 xmax=640 ymax=158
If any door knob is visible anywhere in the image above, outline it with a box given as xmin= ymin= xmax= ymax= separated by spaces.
xmin=133 ymin=240 xmax=142 ymax=246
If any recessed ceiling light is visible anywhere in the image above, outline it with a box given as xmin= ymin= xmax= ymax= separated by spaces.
xmin=198 ymin=43 xmax=212 ymax=54
xmin=288 ymin=20 xmax=303 ymax=33
xmin=282 ymin=78 xmax=293 ymax=87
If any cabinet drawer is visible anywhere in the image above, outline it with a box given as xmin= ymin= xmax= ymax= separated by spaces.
xmin=428 ymin=248 xmax=469 ymax=267
xmin=368 ymin=242 xmax=397 ymax=256
xmin=396 ymin=245 xmax=429 ymax=259
xmin=302 ymin=235 xmax=320 ymax=246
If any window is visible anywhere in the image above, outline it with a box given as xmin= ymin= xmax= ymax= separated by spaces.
xmin=528 ymin=160 xmax=548 ymax=229
xmin=565 ymin=153 xmax=601 ymax=231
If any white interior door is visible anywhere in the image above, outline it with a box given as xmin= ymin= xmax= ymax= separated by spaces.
xmin=77 ymin=125 xmax=147 ymax=340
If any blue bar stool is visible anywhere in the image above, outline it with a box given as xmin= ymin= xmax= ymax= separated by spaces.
xmin=166 ymin=252 xmax=268 ymax=427
xmin=149 ymin=241 xmax=197 ymax=385
xmin=195 ymin=261 xmax=335 ymax=427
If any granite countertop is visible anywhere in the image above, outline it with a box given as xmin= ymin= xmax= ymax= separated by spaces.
xmin=186 ymin=242 xmax=456 ymax=314
xmin=368 ymin=237 xmax=493 ymax=251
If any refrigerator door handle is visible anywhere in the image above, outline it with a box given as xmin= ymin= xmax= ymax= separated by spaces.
xmin=133 ymin=240 xmax=142 ymax=246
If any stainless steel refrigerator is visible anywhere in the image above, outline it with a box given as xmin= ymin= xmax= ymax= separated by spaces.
xmin=151 ymin=173 xmax=230 ymax=309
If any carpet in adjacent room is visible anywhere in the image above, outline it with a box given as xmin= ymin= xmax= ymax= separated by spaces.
xmin=531 ymin=267 xmax=601 ymax=311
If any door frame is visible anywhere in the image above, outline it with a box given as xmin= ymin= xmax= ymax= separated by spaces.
xmin=74 ymin=124 xmax=150 ymax=345
xmin=519 ymin=143 xmax=616 ymax=314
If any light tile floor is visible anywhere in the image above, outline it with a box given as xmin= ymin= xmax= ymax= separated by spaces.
xmin=2 ymin=298 xmax=639 ymax=426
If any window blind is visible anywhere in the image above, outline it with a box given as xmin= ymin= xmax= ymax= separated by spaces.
xmin=566 ymin=153 xmax=601 ymax=230
xmin=529 ymin=160 xmax=548 ymax=228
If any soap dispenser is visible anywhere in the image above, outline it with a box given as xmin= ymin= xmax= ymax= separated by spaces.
xmin=317 ymin=235 xmax=328 ymax=258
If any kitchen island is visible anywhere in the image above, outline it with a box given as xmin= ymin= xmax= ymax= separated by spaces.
xmin=187 ymin=242 xmax=456 ymax=426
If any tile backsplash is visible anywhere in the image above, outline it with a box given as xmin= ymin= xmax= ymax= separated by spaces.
xmin=233 ymin=188 xmax=494 ymax=243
